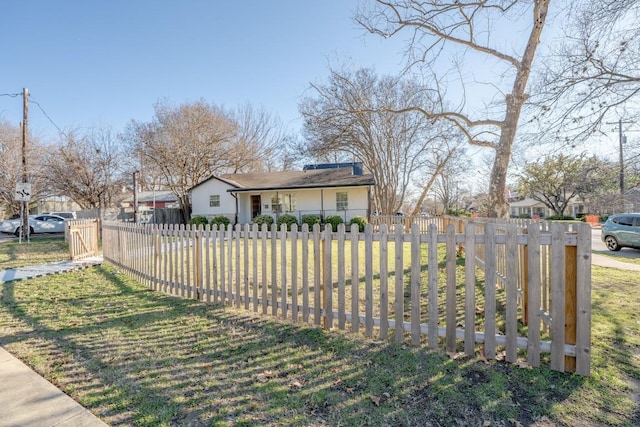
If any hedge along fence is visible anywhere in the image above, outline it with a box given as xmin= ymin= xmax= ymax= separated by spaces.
xmin=102 ymin=220 xmax=592 ymax=376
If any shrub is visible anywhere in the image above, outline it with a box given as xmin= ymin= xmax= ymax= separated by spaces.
xmin=545 ymin=215 xmax=575 ymax=221
xmin=210 ymin=215 xmax=230 ymax=229
xmin=301 ymin=214 xmax=321 ymax=229
xmin=189 ymin=215 xmax=208 ymax=226
xmin=277 ymin=214 xmax=298 ymax=231
xmin=349 ymin=216 xmax=367 ymax=232
xmin=253 ymin=214 xmax=274 ymax=227
xmin=324 ymin=215 xmax=344 ymax=230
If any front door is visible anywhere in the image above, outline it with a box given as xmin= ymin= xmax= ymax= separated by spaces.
xmin=251 ymin=195 xmax=261 ymax=220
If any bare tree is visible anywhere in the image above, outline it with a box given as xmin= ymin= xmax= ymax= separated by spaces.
xmin=229 ymin=103 xmax=288 ymax=173
xmin=357 ymin=0 xmax=551 ymax=217
xmin=533 ymin=0 xmax=640 ymax=141
xmin=127 ymin=100 xmax=288 ymax=221
xmin=0 ymin=120 xmax=48 ymax=216
xmin=300 ymin=67 xmax=461 ymax=216
xmin=42 ymin=127 xmax=127 ymax=209
xmin=431 ymin=150 xmax=472 ymax=215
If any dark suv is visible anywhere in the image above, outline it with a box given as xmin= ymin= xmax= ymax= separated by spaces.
xmin=601 ymin=213 xmax=640 ymax=251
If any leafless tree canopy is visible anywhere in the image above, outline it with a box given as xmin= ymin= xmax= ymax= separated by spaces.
xmin=127 ymin=100 xmax=287 ymax=221
xmin=300 ymin=67 xmax=461 ymax=216
xmin=0 ymin=120 xmax=48 ymax=216
xmin=42 ymin=127 xmax=127 ymax=209
xmin=356 ymin=0 xmax=551 ymax=217
xmin=533 ymin=0 xmax=640 ymax=142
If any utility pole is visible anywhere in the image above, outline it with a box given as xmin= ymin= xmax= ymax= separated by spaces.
xmin=22 ymin=87 xmax=29 ymax=241
xmin=617 ymin=118 xmax=625 ymax=196
xmin=606 ymin=119 xmax=633 ymax=211
xmin=133 ymin=171 xmax=139 ymax=223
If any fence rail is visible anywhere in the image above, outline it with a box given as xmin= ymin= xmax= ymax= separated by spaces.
xmin=102 ymin=219 xmax=591 ymax=376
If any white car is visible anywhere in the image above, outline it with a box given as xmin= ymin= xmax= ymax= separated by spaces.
xmin=0 ymin=214 xmax=67 ymax=236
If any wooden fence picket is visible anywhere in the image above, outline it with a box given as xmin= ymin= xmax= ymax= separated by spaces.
xmin=394 ymin=224 xmax=404 ymax=343
xmin=379 ymin=224 xmax=389 ymax=340
xmin=527 ymin=223 xmax=542 ymax=368
xmin=351 ymin=225 xmax=360 ymax=334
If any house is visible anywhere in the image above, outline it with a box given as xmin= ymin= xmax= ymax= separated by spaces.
xmin=36 ymin=196 xmax=81 ymax=215
xmin=190 ymin=165 xmax=375 ymax=224
xmin=120 ymin=190 xmax=182 ymax=223
xmin=509 ymin=195 xmax=585 ymax=218
xmin=121 ymin=190 xmax=180 ymax=210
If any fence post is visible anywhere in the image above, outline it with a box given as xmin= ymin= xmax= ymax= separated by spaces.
xmin=565 ymin=235 xmax=578 ymax=372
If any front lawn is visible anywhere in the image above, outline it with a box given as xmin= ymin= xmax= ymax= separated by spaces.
xmin=0 ymin=259 xmax=638 ymax=426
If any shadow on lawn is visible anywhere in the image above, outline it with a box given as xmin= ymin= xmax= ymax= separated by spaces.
xmin=590 ymin=295 xmax=640 ymax=426
xmin=0 ymin=264 xmax=588 ymax=426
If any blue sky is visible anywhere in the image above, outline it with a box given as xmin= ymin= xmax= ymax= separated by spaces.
xmin=1 ymin=1 xmax=408 ymax=142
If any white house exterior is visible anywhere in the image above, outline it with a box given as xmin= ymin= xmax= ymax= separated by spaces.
xmin=509 ymin=196 xmax=585 ymax=218
xmin=190 ymin=167 xmax=375 ymax=224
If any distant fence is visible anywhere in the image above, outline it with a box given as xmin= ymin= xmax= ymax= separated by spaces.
xmin=102 ymin=219 xmax=591 ymax=376
xmin=76 ymin=207 xmax=184 ymax=224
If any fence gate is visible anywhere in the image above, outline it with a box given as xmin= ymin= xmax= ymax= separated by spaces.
xmin=67 ymin=219 xmax=100 ymax=261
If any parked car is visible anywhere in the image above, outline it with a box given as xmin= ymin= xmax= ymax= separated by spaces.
xmin=0 ymin=214 xmax=67 ymax=236
xmin=50 ymin=211 xmax=76 ymax=219
xmin=601 ymin=213 xmax=640 ymax=251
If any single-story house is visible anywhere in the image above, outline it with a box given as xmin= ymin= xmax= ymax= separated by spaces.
xmin=509 ymin=196 xmax=584 ymax=218
xmin=190 ymin=166 xmax=375 ymax=224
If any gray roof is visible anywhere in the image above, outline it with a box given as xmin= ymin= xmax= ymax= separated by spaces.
xmin=193 ymin=168 xmax=375 ymax=193
xmin=123 ymin=190 xmax=177 ymax=203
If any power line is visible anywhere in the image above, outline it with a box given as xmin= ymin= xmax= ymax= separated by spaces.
xmin=3 ymin=91 xmax=67 ymax=138
xmin=30 ymin=98 xmax=67 ymax=137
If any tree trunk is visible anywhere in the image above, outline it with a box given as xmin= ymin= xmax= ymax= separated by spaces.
xmin=486 ymin=0 xmax=551 ymax=218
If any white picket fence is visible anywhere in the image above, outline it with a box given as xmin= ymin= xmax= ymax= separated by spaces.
xmin=102 ymin=219 xmax=591 ymax=376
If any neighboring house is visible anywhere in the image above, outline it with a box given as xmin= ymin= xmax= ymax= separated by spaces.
xmin=120 ymin=190 xmax=181 ymax=223
xmin=121 ymin=190 xmax=180 ymax=210
xmin=190 ymin=165 xmax=375 ymax=224
xmin=509 ymin=195 xmax=585 ymax=218
xmin=36 ymin=196 xmax=82 ymax=215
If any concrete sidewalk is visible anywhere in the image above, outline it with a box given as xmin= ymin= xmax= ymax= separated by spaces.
xmin=592 ymin=252 xmax=640 ymax=271
xmin=1 ymin=256 xmax=107 ymax=427
xmin=0 ymin=256 xmax=104 ymax=283
xmin=0 ymin=348 xmax=108 ymax=427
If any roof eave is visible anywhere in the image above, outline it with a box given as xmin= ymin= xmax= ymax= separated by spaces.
xmin=227 ymin=182 xmax=375 ymax=193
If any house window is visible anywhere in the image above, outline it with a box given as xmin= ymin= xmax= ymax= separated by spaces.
xmin=284 ymin=194 xmax=296 ymax=212
xmin=271 ymin=194 xmax=296 ymax=213
xmin=336 ymin=192 xmax=348 ymax=211
xmin=209 ymin=195 xmax=220 ymax=207
xmin=271 ymin=195 xmax=282 ymax=213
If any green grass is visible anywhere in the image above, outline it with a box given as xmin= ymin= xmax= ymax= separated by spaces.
xmin=0 ymin=242 xmax=638 ymax=426
xmin=0 ymin=235 xmax=69 ymax=269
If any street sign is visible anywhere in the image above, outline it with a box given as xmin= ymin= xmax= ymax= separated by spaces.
xmin=15 ymin=182 xmax=32 ymax=202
